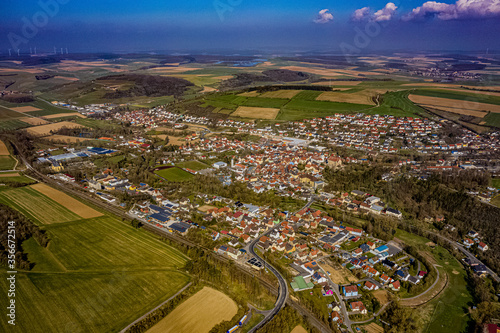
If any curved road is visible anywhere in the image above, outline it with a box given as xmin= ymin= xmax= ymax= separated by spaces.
xmin=247 ymin=225 xmax=289 ymax=333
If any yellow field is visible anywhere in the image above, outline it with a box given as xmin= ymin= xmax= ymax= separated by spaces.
xmin=42 ymin=113 xmax=85 ymax=119
xmin=363 ymin=322 xmax=384 ymax=333
xmin=291 ymin=325 xmax=308 ymax=333
xmin=316 ymin=90 xmax=380 ymax=105
xmin=213 ymin=75 xmax=234 ymax=80
xmin=152 ymin=135 xmax=185 ymax=145
xmin=18 ymin=117 xmax=49 ymax=125
xmin=421 ymin=105 xmax=488 ymax=118
xmin=317 ymin=80 xmax=363 ymax=86
xmin=11 ymin=106 xmax=41 ymax=112
xmin=0 ymin=140 xmax=9 ymax=155
xmin=31 ymin=183 xmax=103 ymax=219
xmin=372 ymin=289 xmax=389 ymax=305
xmin=44 ymin=135 xmax=91 ymax=143
xmin=409 ymin=95 xmax=500 ymax=115
xmin=238 ymin=91 xmax=261 ymax=97
xmin=201 ymin=86 xmax=217 ymax=93
xmin=198 ymin=205 xmax=217 ymax=212
xmin=26 ymin=121 xmax=86 ymax=136
xmin=0 ymin=172 xmax=19 ymax=177
xmin=260 ymin=90 xmax=302 ymax=99
xmin=146 ymin=287 xmax=237 ymax=333
xmin=233 ymin=106 xmax=280 ymax=119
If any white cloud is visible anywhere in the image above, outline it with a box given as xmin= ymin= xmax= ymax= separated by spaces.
xmin=314 ymin=9 xmax=334 ymax=24
xmin=352 ymin=7 xmax=371 ymax=21
xmin=373 ymin=2 xmax=398 ymax=21
xmin=404 ymin=0 xmax=500 ymax=21
xmin=351 ymin=3 xmax=398 ymax=22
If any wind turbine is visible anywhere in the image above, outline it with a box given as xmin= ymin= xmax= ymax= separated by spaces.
xmin=66 ymin=47 xmax=68 ymax=54
xmin=17 ymin=49 xmax=20 ymax=56
xmin=8 ymin=49 xmax=11 ymax=56
xmin=30 ymin=47 xmax=32 ymax=55
xmin=34 ymin=47 xmax=37 ymax=55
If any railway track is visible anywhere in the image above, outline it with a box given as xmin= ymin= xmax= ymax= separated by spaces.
xmin=14 ymin=147 xmax=330 ymax=332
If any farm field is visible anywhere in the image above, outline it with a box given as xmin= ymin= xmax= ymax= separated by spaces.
xmin=11 ymin=106 xmax=41 ymax=112
xmin=0 ymin=156 xmax=16 ymax=170
xmin=176 ymin=160 xmax=210 ymax=171
xmin=372 ymin=290 xmax=390 ymax=306
xmin=411 ymin=89 xmax=500 ymax=106
xmin=260 ymin=89 xmax=302 ymax=99
xmin=0 ymin=183 xmax=191 ymax=333
xmin=44 ymin=134 xmax=92 ymax=143
xmin=0 ymin=186 xmax=82 ymax=224
xmin=155 ymin=167 xmax=194 ymax=182
xmin=42 ymin=112 xmax=86 ymax=119
xmin=18 ymin=116 xmax=49 ymax=125
xmin=146 ymin=287 xmax=237 ymax=333
xmin=31 ymin=183 xmax=103 ymax=219
xmin=0 ymin=172 xmax=35 ymax=184
xmin=26 ymin=121 xmax=86 ymax=136
xmin=316 ymin=90 xmax=379 ymax=105
xmin=394 ymin=229 xmax=473 ymax=333
xmin=233 ymin=106 xmax=280 ymax=119
xmin=409 ymin=95 xmax=500 ymax=115
xmin=362 ymin=322 xmax=384 ymax=333
xmin=0 ymin=140 xmax=9 ymax=155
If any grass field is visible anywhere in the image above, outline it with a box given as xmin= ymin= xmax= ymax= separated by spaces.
xmin=31 ymin=183 xmax=103 ymax=219
xmin=492 ymin=179 xmax=500 ymax=189
xmin=412 ymin=89 xmax=500 ymax=106
xmin=0 ymin=156 xmax=16 ymax=170
xmin=176 ymin=160 xmax=209 ymax=171
xmin=394 ymin=229 xmax=473 ymax=333
xmin=0 ymin=173 xmax=35 ymax=184
xmin=369 ymin=90 xmax=428 ymax=117
xmin=0 ymin=186 xmax=81 ymax=224
xmin=146 ymin=287 xmax=237 ymax=333
xmin=483 ymin=113 xmax=500 ymax=127
xmin=0 ymin=184 xmax=191 ymax=333
xmin=155 ymin=167 xmax=194 ymax=182
xmin=260 ymin=89 xmax=302 ymax=99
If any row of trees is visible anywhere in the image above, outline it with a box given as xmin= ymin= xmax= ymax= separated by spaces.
xmin=0 ymin=203 xmax=49 ymax=270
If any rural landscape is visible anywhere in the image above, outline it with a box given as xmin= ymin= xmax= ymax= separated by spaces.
xmin=1 ymin=1 xmax=500 ymax=333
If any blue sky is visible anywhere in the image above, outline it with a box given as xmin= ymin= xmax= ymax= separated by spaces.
xmin=1 ymin=0 xmax=499 ymax=53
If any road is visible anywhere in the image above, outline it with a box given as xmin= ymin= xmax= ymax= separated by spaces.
xmin=247 ymin=226 xmax=288 ymax=333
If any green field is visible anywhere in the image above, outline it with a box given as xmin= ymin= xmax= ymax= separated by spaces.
xmin=395 ymin=229 xmax=473 ymax=333
xmin=0 ymin=186 xmax=81 ymax=224
xmin=0 ymin=156 xmax=16 ymax=170
xmin=369 ymin=90 xmax=428 ymax=117
xmin=483 ymin=113 xmax=500 ymax=128
xmin=412 ymin=89 xmax=500 ymax=106
xmin=155 ymin=167 xmax=194 ymax=182
xmin=0 ymin=186 xmax=190 ymax=333
xmin=0 ymin=99 xmax=78 ymax=117
xmin=176 ymin=160 xmax=210 ymax=171
xmin=0 ymin=173 xmax=35 ymax=184
xmin=492 ymin=179 xmax=500 ymax=189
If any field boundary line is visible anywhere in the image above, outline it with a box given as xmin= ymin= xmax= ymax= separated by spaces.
xmin=120 ymin=281 xmax=193 ymax=333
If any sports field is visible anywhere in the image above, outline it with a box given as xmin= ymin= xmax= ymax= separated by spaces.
xmin=0 ymin=184 xmax=190 ymax=333
xmin=146 ymin=287 xmax=237 ymax=333
xmin=176 ymin=160 xmax=209 ymax=171
xmin=155 ymin=167 xmax=194 ymax=182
